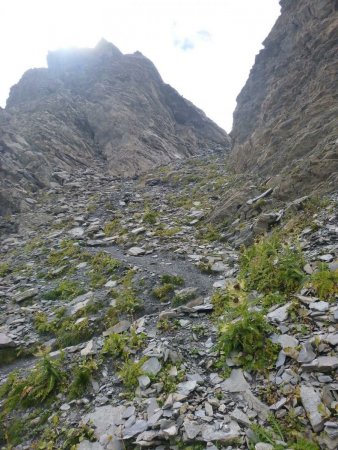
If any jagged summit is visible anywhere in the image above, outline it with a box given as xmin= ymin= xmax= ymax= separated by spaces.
xmin=0 ymin=40 xmax=230 ymax=215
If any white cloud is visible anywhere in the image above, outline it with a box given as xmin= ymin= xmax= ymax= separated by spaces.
xmin=0 ymin=0 xmax=280 ymax=131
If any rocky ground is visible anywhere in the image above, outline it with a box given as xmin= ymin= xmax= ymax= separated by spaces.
xmin=0 ymin=152 xmax=337 ymax=450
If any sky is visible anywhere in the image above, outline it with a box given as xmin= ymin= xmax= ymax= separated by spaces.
xmin=0 ymin=0 xmax=280 ymax=132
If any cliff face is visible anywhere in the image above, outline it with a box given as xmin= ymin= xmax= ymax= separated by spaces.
xmin=0 ymin=40 xmax=230 ymax=215
xmin=230 ymin=0 xmax=338 ymax=199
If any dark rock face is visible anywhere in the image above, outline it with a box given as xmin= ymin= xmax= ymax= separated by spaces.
xmin=230 ymin=0 xmax=338 ymax=199
xmin=0 ymin=39 xmax=230 ymax=215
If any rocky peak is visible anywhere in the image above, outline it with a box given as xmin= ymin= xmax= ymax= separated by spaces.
xmin=0 ymin=41 xmax=230 ymax=215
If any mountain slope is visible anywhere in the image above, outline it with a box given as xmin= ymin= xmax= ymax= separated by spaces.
xmin=230 ymin=0 xmax=338 ymax=199
xmin=0 ymin=39 xmax=230 ymax=215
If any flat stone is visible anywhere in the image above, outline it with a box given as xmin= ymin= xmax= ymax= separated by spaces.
xmin=183 ymin=420 xmax=202 ymax=439
xmin=68 ymin=227 xmax=85 ymax=238
xmin=163 ymin=393 xmax=186 ymax=409
xmin=300 ymin=385 xmax=327 ymax=432
xmin=78 ymin=441 xmax=104 ymax=450
xmin=230 ymin=408 xmax=251 ymax=427
xmin=325 ymin=333 xmax=338 ymax=346
xmin=142 ymin=357 xmax=162 ymax=375
xmin=309 ymin=301 xmax=329 ymax=312
xmin=109 ymin=320 xmax=131 ymax=334
xmin=266 ymin=303 xmax=290 ymax=323
xmin=221 ymin=369 xmax=250 ymax=393
xmin=122 ymin=406 xmax=135 ymax=419
xmin=243 ymin=390 xmax=269 ymax=420
xmin=302 ymin=356 xmax=338 ymax=373
xmin=83 ymin=405 xmax=126 ymax=440
xmin=14 ymin=288 xmax=38 ymax=303
xmin=255 ymin=444 xmax=274 ymax=450
xmin=60 ymin=403 xmax=71 ymax=411
xmin=200 ymin=421 xmax=240 ymax=442
xmin=297 ymin=342 xmax=316 ymax=363
xmin=68 ymin=292 xmax=94 ymax=315
xmin=128 ymin=247 xmax=145 ymax=256
xmin=318 ymin=254 xmax=333 ymax=262
xmin=176 ymin=380 xmax=197 ymax=396
xmin=274 ymin=334 xmax=298 ymax=349
xmin=81 ymin=339 xmax=96 ymax=356
xmin=131 ymin=227 xmax=146 ymax=235
xmin=0 ymin=332 xmax=16 ymax=348
xmin=105 ymin=280 xmax=117 ymax=288
xmin=123 ymin=420 xmax=148 ymax=439
xmin=210 ymin=262 xmax=226 ymax=273
xmin=138 ymin=375 xmax=151 ymax=389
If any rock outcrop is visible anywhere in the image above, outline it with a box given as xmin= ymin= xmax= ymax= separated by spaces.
xmin=230 ymin=0 xmax=338 ymax=200
xmin=0 ymin=39 xmax=230 ymax=215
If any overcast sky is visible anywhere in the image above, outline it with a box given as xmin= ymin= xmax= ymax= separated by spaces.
xmin=0 ymin=0 xmax=280 ymax=132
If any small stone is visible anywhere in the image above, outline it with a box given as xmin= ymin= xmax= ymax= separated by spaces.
xmin=221 ymin=369 xmax=250 ymax=393
xmin=138 ymin=375 xmax=151 ymax=389
xmin=309 ymin=301 xmax=329 ymax=312
xmin=0 ymin=332 xmax=16 ymax=348
xmin=81 ymin=339 xmax=96 ymax=356
xmin=142 ymin=357 xmax=162 ymax=375
xmin=107 ymin=320 xmax=131 ymax=335
xmin=210 ymin=262 xmax=226 ymax=273
xmin=68 ymin=227 xmax=85 ymax=238
xmin=325 ymin=333 xmax=338 ymax=346
xmin=183 ymin=421 xmax=201 ymax=439
xmin=123 ymin=420 xmax=148 ymax=439
xmin=230 ymin=408 xmax=251 ymax=427
xmin=177 ymin=380 xmax=197 ymax=396
xmin=128 ymin=247 xmax=145 ymax=256
xmin=14 ymin=288 xmax=38 ymax=303
xmin=300 ymin=385 xmax=327 ymax=432
xmin=60 ymin=403 xmax=71 ymax=411
xmin=104 ymin=280 xmax=117 ymax=288
xmin=302 ymin=356 xmax=338 ymax=373
xmin=318 ymin=254 xmax=333 ymax=262
xmin=297 ymin=342 xmax=316 ymax=364
xmin=205 ymin=402 xmax=213 ymax=416
xmin=255 ymin=444 xmax=274 ymax=450
xmin=267 ymin=303 xmax=290 ymax=323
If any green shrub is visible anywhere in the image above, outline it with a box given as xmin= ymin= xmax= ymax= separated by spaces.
xmin=217 ymin=308 xmax=279 ymax=371
xmin=69 ymin=359 xmax=98 ymax=399
xmin=310 ymin=263 xmax=338 ymax=300
xmin=0 ymin=356 xmax=64 ymax=412
xmin=0 ymin=263 xmax=10 ymax=277
xmin=56 ymin=318 xmax=92 ymax=348
xmin=44 ymin=280 xmax=85 ymax=301
xmin=240 ymin=234 xmax=305 ymax=294
xmin=104 ymin=219 xmax=125 ymax=236
xmin=115 ymin=288 xmax=143 ymax=315
xmin=143 ymin=209 xmax=158 ymax=225
xmin=89 ymin=252 xmax=120 ymax=288
xmin=172 ymin=289 xmax=197 ymax=307
xmin=211 ymin=283 xmax=247 ymax=317
xmin=118 ymin=358 xmax=145 ymax=390
xmin=153 ymin=283 xmax=174 ymax=301
xmin=160 ymin=274 xmax=184 ymax=286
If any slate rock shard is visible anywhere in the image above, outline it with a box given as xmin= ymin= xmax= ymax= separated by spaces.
xmin=230 ymin=0 xmax=338 ymax=199
xmin=0 ymin=39 xmax=230 ymax=215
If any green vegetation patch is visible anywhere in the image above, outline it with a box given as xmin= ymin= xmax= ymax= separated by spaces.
xmin=240 ymin=234 xmax=305 ymax=294
xmin=217 ymin=308 xmax=279 ymax=371
xmin=44 ymin=280 xmax=85 ymax=301
xmin=309 ymin=263 xmax=338 ymax=300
